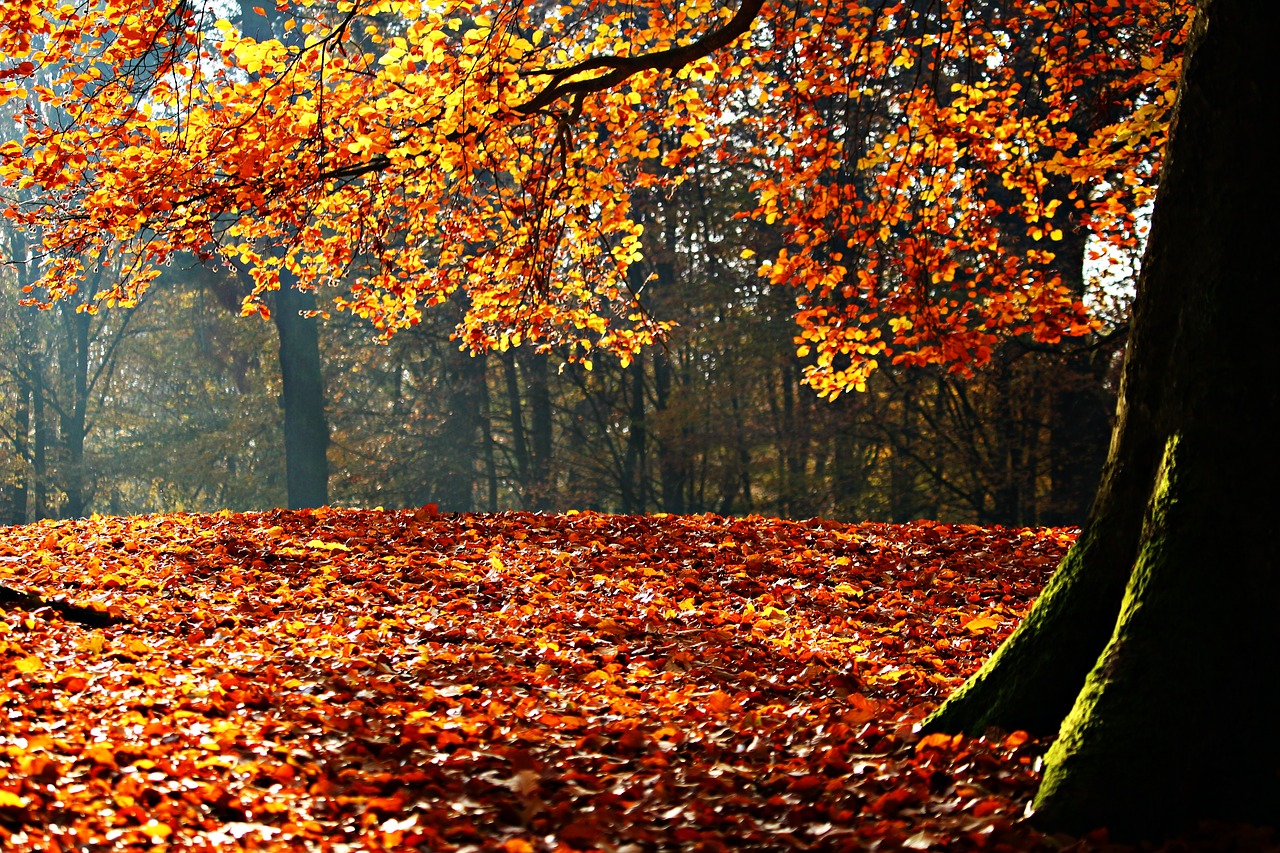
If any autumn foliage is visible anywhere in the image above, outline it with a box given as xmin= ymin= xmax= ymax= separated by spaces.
xmin=0 ymin=0 xmax=1187 ymax=394
xmin=0 ymin=509 xmax=1075 ymax=850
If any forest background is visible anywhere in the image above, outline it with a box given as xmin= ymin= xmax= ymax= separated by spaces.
xmin=0 ymin=205 xmax=1128 ymax=527
xmin=0 ymin=0 xmax=1149 ymax=528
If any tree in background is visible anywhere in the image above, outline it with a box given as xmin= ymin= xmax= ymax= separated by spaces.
xmin=0 ymin=224 xmax=156 ymax=521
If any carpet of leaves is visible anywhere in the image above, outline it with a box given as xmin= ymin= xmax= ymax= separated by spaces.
xmin=0 ymin=508 xmax=1077 ymax=851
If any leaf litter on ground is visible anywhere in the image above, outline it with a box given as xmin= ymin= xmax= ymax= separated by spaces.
xmin=0 ymin=508 xmax=1261 ymax=851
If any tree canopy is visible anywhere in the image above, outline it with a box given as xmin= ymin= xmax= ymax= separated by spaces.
xmin=1 ymin=0 xmax=1185 ymax=393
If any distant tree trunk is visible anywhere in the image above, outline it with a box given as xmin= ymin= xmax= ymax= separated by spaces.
xmin=272 ymin=278 xmax=329 ymax=509
xmin=989 ymin=352 xmax=1031 ymax=526
xmin=501 ymin=351 xmax=533 ymax=506
xmin=429 ymin=342 xmax=483 ymax=512
xmin=887 ymin=374 xmax=920 ymax=522
xmin=477 ymin=362 xmax=499 ymax=512
xmin=522 ymin=351 xmax=555 ymax=510
xmin=1044 ymin=347 xmax=1113 ymax=526
xmin=775 ymin=363 xmax=813 ymax=517
xmin=620 ymin=361 xmax=647 ymax=513
xmin=31 ymin=370 xmax=49 ymax=520
xmin=652 ymin=350 xmax=688 ymax=513
xmin=58 ymin=303 xmax=91 ymax=517
xmin=829 ymin=393 xmax=868 ymax=521
xmin=7 ymin=243 xmax=38 ymax=524
xmin=718 ymin=392 xmax=753 ymax=516
xmin=7 ymin=370 xmax=30 ymax=524
xmin=233 ymin=0 xmax=328 ymax=510
xmin=926 ymin=0 xmax=1279 ymax=836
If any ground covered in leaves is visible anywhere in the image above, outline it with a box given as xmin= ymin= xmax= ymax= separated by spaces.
xmin=0 ymin=509 xmax=1081 ymax=850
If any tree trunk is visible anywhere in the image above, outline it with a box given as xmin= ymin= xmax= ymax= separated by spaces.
xmin=31 ymin=330 xmax=50 ymax=520
xmin=828 ymin=392 xmax=867 ymax=521
xmin=7 ymin=362 xmax=30 ymax=524
xmin=620 ymin=361 xmax=647 ymax=513
xmin=887 ymin=374 xmax=920 ymax=522
xmin=926 ymin=0 xmax=1278 ymax=837
xmin=1044 ymin=348 xmax=1112 ymax=526
xmin=477 ymin=361 xmax=499 ymax=512
xmin=272 ymin=279 xmax=329 ymax=509
xmin=7 ymin=264 xmax=38 ymax=525
xmin=58 ymin=304 xmax=90 ymax=517
xmin=501 ymin=350 xmax=532 ymax=500
xmin=236 ymin=0 xmax=328 ymax=510
xmin=652 ymin=350 xmax=688 ymax=513
xmin=428 ymin=341 xmax=483 ymax=512
xmin=522 ymin=351 xmax=555 ymax=511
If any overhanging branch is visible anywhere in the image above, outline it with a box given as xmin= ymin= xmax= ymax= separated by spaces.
xmin=515 ymin=0 xmax=767 ymax=114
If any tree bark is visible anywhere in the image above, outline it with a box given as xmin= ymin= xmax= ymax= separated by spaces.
xmin=7 ymin=357 xmax=30 ymax=524
xmin=925 ymin=0 xmax=1278 ymax=836
xmin=477 ymin=361 xmax=500 ymax=512
xmin=58 ymin=303 xmax=90 ymax=518
xmin=522 ymin=351 xmax=555 ymax=510
xmin=620 ymin=360 xmax=648 ymax=513
xmin=7 ymin=253 xmax=37 ymax=525
xmin=501 ymin=350 xmax=532 ymax=499
xmin=652 ymin=350 xmax=688 ymax=513
xmin=428 ymin=339 xmax=483 ymax=512
xmin=273 ymin=278 xmax=330 ymax=509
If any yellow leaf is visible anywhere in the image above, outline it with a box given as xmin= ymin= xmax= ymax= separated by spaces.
xmin=0 ymin=790 xmax=29 ymax=807
xmin=306 ymin=539 xmax=351 ymax=551
xmin=963 ymin=616 xmax=1000 ymax=633
xmin=15 ymin=655 xmax=42 ymax=673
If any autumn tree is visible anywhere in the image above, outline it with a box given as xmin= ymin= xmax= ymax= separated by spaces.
xmin=922 ymin=0 xmax=1277 ymax=835
xmin=233 ymin=1 xmax=331 ymax=510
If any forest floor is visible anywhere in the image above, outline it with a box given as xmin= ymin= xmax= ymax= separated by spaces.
xmin=0 ymin=509 xmax=1271 ymax=851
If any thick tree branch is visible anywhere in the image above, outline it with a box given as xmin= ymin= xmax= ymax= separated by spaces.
xmin=515 ymin=0 xmax=767 ymax=114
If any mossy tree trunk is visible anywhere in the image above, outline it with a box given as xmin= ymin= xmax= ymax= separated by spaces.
xmin=925 ymin=0 xmax=1278 ymax=837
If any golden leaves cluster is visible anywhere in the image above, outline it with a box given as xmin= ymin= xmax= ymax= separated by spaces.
xmin=1 ymin=0 xmax=1187 ymax=389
